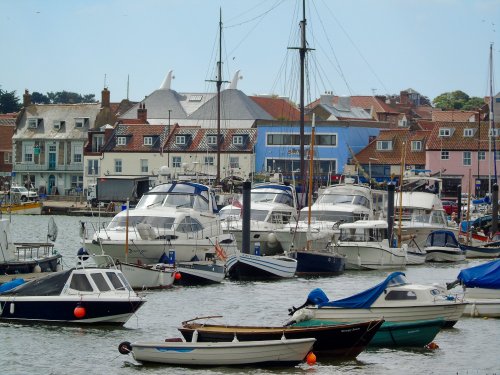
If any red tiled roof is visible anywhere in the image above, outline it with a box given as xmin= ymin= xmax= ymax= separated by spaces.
xmin=250 ymin=96 xmax=301 ymax=121
xmin=417 ymin=120 xmax=437 ymax=131
xmin=109 ymin=124 xmax=166 ymax=152
xmin=426 ymin=121 xmax=493 ymax=151
xmin=432 ymin=111 xmax=478 ymax=122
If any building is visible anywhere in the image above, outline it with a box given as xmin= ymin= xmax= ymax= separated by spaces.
xmin=0 ymin=113 xmax=16 ymax=188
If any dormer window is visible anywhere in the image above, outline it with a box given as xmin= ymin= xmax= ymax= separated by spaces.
xmin=233 ymin=135 xmax=244 ymax=145
xmin=411 ymin=140 xmax=422 ymax=151
xmin=143 ymin=136 xmax=153 ymax=146
xmin=53 ymin=120 xmax=65 ymax=130
xmin=117 ymin=137 xmax=127 ymax=146
xmin=463 ymin=128 xmax=475 ymax=137
xmin=75 ymin=118 xmax=89 ymax=128
xmin=207 ymin=135 xmax=217 ymax=145
xmin=439 ymin=128 xmax=452 ymax=137
xmin=176 ymin=135 xmax=186 ymax=145
xmin=376 ymin=140 xmax=393 ymax=151
xmin=28 ymin=118 xmax=42 ymax=129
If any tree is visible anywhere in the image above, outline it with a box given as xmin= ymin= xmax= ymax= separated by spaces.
xmin=0 ymin=88 xmax=21 ymax=113
xmin=31 ymin=91 xmax=51 ymax=104
xmin=46 ymin=90 xmax=97 ymax=104
xmin=433 ymin=90 xmax=483 ymax=110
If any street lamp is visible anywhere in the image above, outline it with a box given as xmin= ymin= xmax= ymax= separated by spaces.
xmin=369 ymin=157 xmax=379 ymax=183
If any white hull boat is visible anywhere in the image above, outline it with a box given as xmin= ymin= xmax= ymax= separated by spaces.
xmin=289 ymin=272 xmax=466 ymax=327
xmin=176 ymin=260 xmax=226 ymax=285
xmin=424 ymin=230 xmax=466 ymax=263
xmin=119 ymin=337 xmax=315 ymax=366
xmin=117 ymin=262 xmax=176 ymax=290
xmin=225 ymin=252 xmax=297 ymax=280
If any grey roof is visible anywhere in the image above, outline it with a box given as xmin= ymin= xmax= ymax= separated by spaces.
xmin=188 ymin=89 xmax=273 ymax=121
xmin=120 ymin=89 xmax=188 ymax=119
xmin=13 ymin=104 xmax=100 ymax=140
xmin=321 ymin=103 xmax=372 ymax=120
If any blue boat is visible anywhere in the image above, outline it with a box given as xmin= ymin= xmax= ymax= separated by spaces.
xmin=289 ymin=247 xmax=346 ymax=276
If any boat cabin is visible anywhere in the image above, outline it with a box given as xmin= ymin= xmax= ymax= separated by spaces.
xmin=425 ymin=230 xmax=459 ymax=248
xmin=338 ymin=220 xmax=388 ymax=242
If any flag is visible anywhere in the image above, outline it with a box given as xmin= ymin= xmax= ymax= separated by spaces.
xmin=214 ymin=241 xmax=227 ymax=261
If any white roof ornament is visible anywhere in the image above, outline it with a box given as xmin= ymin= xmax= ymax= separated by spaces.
xmin=160 ymin=70 xmax=174 ymax=90
xmin=228 ymin=70 xmax=242 ymax=90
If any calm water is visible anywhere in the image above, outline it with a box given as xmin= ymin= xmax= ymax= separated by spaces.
xmin=1 ymin=215 xmax=499 ymax=375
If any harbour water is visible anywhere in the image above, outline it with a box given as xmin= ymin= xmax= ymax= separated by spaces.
xmin=1 ymin=215 xmax=499 ymax=375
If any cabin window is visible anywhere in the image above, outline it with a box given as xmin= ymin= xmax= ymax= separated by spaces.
xmin=114 ymin=272 xmax=134 ymax=291
xmin=176 ymin=217 xmax=203 ymax=233
xmin=463 ymin=151 xmax=472 ymax=166
xmin=90 ymin=273 xmax=111 ymax=291
xmin=69 ymin=273 xmax=94 ymax=292
xmin=385 ymin=290 xmax=417 ymax=300
xmin=270 ymin=212 xmax=292 ymax=224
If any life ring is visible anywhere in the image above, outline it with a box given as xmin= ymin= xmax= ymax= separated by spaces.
xmin=118 ymin=341 xmax=132 ymax=355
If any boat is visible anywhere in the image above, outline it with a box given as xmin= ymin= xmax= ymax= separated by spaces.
xmin=221 ymin=182 xmax=299 ymax=256
xmin=459 ymin=242 xmax=500 ymax=259
xmin=0 ymin=217 xmax=62 ymax=275
xmin=294 ymin=318 xmax=445 ymax=348
xmin=448 ymin=259 xmax=500 ymax=318
xmin=334 ymin=220 xmax=407 ymax=270
xmin=116 ymin=261 xmax=176 ymax=290
xmin=0 ymin=201 xmax=42 ymax=215
xmin=175 ymin=259 xmax=226 ymax=285
xmin=178 ymin=316 xmax=384 ymax=359
xmin=118 ymin=337 xmax=315 ymax=366
xmin=288 ymin=272 xmax=466 ymax=327
xmin=289 ymin=245 xmax=346 ymax=276
xmin=0 ymin=255 xmax=145 ymax=325
xmin=424 ymin=230 xmax=466 ymax=263
xmin=225 ymin=251 xmax=297 ymax=280
xmin=84 ymin=181 xmax=238 ymax=265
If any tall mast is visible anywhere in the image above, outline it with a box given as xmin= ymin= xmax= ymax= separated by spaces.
xmin=490 ymin=42 xmax=497 ymax=193
xmin=216 ymin=9 xmax=223 ymax=185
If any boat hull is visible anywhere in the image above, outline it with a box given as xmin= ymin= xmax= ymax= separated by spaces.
xmin=336 ymin=243 xmax=407 ymax=270
xmin=425 ymin=248 xmax=466 ymax=262
xmin=0 ymin=201 xmax=42 ymax=215
xmin=368 ymin=319 xmax=445 ymax=347
xmin=117 ymin=262 xmax=175 ymax=289
xmin=0 ymin=254 xmax=62 ymax=275
xmin=460 ymin=244 xmax=500 ymax=258
xmin=463 ymin=299 xmax=500 ymax=318
xmin=176 ymin=261 xmax=225 ymax=285
xmin=289 ymin=250 xmax=345 ymax=276
xmin=129 ymin=338 xmax=315 ymax=366
xmin=0 ymin=297 xmax=145 ymax=325
xmin=225 ymin=253 xmax=297 ymax=280
xmin=180 ymin=319 xmax=383 ymax=359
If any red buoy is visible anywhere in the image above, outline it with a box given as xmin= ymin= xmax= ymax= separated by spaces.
xmin=74 ymin=305 xmax=86 ymax=319
xmin=175 ymin=272 xmax=182 ymax=280
xmin=306 ymin=351 xmax=316 ymax=365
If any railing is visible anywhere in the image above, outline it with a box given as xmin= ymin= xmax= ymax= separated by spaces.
xmin=14 ymin=163 xmax=83 ymax=172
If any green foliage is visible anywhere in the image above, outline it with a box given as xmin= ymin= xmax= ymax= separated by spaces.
xmin=433 ymin=90 xmax=483 ymax=110
xmin=46 ymin=91 xmax=96 ymax=104
xmin=31 ymin=91 xmax=51 ymax=104
xmin=0 ymin=88 xmax=21 ymax=113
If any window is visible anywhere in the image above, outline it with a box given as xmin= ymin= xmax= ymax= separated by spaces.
xmin=233 ymin=135 xmax=244 ymax=145
xmin=90 ymin=273 xmax=111 ymax=291
xmin=496 ymin=151 xmax=500 ymax=160
xmin=143 ymin=136 xmax=152 ymax=146
xmin=28 ymin=118 xmax=41 ymax=129
xmin=411 ymin=141 xmax=422 ymax=151
xmin=117 ymin=137 xmax=126 ymax=146
xmin=23 ymin=143 xmax=34 ymax=163
xmin=229 ymin=156 xmax=239 ymax=168
xmin=439 ymin=128 xmax=451 ymax=137
xmin=75 ymin=118 xmax=89 ymax=128
xmin=172 ymin=156 xmax=181 ymax=168
xmin=71 ymin=175 xmax=83 ymax=189
xmin=115 ymin=159 xmax=122 ymax=173
xmin=141 ymin=159 xmax=148 ymax=173
xmin=4 ymin=152 xmax=12 ymax=164
xmin=204 ymin=156 xmax=214 ymax=166
xmin=53 ymin=120 xmax=64 ymax=130
xmin=87 ymin=159 xmax=99 ymax=175
xmin=490 ymin=129 xmax=499 ymax=137
xmin=463 ymin=129 xmax=474 ymax=137
xmin=478 ymin=151 xmax=486 ymax=161
xmin=69 ymin=274 xmax=93 ymax=292
xmin=463 ymin=151 xmax=472 ymax=166
xmin=92 ymin=135 xmax=104 ymax=152
xmin=207 ymin=135 xmax=217 ymax=145
xmin=175 ymin=135 xmax=186 ymax=145
xmin=72 ymin=144 xmax=83 ymax=163
xmin=376 ymin=140 xmax=393 ymax=151
xmin=441 ymin=151 xmax=449 ymax=160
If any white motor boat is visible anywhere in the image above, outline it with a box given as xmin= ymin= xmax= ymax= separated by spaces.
xmin=116 ymin=262 xmax=176 ymax=290
xmin=118 ymin=337 xmax=315 ymax=366
xmin=448 ymin=259 xmax=500 ymax=318
xmin=334 ymin=220 xmax=407 ymax=270
xmin=289 ymin=272 xmax=466 ymax=327
xmin=84 ymin=182 xmax=238 ymax=265
xmin=221 ymin=183 xmax=299 ymax=256
xmin=424 ymin=230 xmax=466 ymax=263
xmin=225 ymin=251 xmax=298 ymax=280
xmin=275 ymin=179 xmax=387 ymax=252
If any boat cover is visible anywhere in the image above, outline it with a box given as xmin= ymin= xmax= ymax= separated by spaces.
xmin=425 ymin=230 xmax=459 ymax=248
xmin=0 ymin=270 xmax=72 ymax=296
xmin=457 ymin=259 xmax=500 ymax=289
xmin=317 ymin=272 xmax=407 ymax=309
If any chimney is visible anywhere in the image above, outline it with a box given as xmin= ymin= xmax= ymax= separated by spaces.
xmin=320 ymin=92 xmax=335 ymax=106
xmin=137 ymin=103 xmax=147 ymax=123
xmin=101 ymin=87 xmax=110 ymax=107
xmin=400 ymin=91 xmax=409 ymax=105
xmin=104 ymin=126 xmax=114 ymax=144
xmin=23 ymin=89 xmax=31 ymax=107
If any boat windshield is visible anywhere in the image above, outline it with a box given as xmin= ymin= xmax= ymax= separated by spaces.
xmin=316 ymin=193 xmax=370 ymax=208
xmin=219 ymin=207 xmax=241 ymax=220
xmin=251 ymin=192 xmax=294 ymax=207
xmin=339 ymin=228 xmax=387 ymax=242
xmin=386 ymin=273 xmax=409 ymax=287
xmin=250 ymin=209 xmax=269 ymax=221
xmin=309 ymin=211 xmax=369 ymax=222
xmin=107 ymin=215 xmax=176 ymax=230
xmin=135 ymin=193 xmax=209 ymax=211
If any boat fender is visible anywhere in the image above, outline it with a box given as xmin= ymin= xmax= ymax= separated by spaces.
xmin=118 ymin=341 xmax=132 ymax=355
xmin=74 ymin=305 xmax=86 ymax=319
xmin=33 ymin=264 xmax=41 ymax=273
xmin=425 ymin=342 xmax=439 ymax=350
xmin=191 ymin=330 xmax=198 ymax=342
xmin=267 ymin=232 xmax=278 ymax=246
xmin=306 ymin=352 xmax=317 ymax=366
xmin=10 ymin=303 xmax=15 ymax=315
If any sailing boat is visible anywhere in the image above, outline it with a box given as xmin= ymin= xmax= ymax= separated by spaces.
xmin=289 ymin=115 xmax=346 ymax=276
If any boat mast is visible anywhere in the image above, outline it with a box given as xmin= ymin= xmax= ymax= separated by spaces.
xmin=216 ymin=9 xmax=223 ymax=186
xmin=489 ymin=42 xmax=497 ymax=194
xmin=306 ymin=114 xmax=316 ymax=250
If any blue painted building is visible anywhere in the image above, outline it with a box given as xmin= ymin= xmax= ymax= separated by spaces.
xmin=255 ymin=120 xmax=391 ymax=184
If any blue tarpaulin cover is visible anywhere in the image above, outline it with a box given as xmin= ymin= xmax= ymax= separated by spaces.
xmin=316 ymin=272 xmax=408 ymax=309
xmin=457 ymin=259 xmax=500 ymax=289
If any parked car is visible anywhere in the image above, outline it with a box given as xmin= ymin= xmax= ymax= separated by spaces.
xmin=442 ymin=200 xmax=458 ymax=216
xmin=9 ymin=186 xmax=38 ymax=202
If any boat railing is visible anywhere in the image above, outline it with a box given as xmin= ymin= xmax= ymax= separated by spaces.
xmin=75 ymin=253 xmax=118 ymax=270
xmin=13 ymin=242 xmax=58 ymax=261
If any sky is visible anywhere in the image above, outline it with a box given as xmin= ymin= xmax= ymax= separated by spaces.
xmin=1 ymin=0 xmax=499 ymax=105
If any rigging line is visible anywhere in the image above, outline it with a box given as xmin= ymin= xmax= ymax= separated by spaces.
xmin=319 ymin=0 xmax=389 ymax=94
xmin=225 ymin=0 xmax=285 ymax=28
xmin=310 ymin=0 xmax=353 ymax=95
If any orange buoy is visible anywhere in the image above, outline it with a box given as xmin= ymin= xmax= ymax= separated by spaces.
xmin=175 ymin=272 xmax=182 ymax=280
xmin=426 ymin=342 xmax=439 ymax=350
xmin=74 ymin=305 xmax=86 ymax=319
xmin=306 ymin=351 xmax=316 ymax=365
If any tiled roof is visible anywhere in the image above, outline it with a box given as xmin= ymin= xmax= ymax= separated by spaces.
xmin=104 ymin=124 xmax=167 ymax=152
xmin=416 ymin=120 xmax=436 ymax=131
xmin=355 ymin=129 xmax=430 ymax=166
xmin=250 ymin=96 xmax=300 ymax=121
xmin=426 ymin=121 xmax=494 ymax=151
xmin=432 ymin=111 xmax=478 ymax=122
xmin=412 ymin=106 xmax=434 ymax=119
